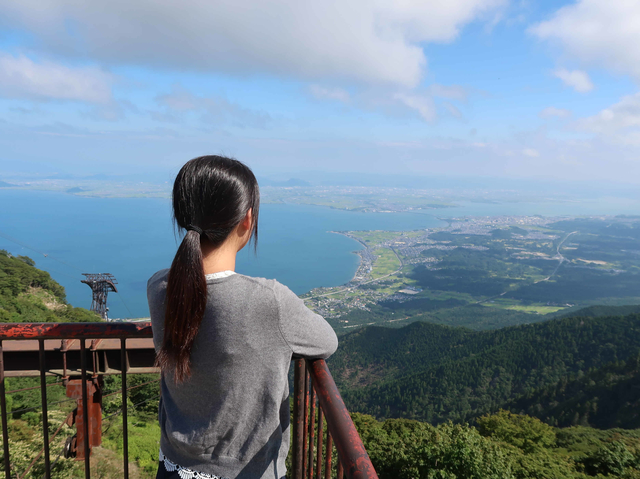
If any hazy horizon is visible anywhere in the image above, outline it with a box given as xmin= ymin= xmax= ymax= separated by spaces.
xmin=3 ymin=164 xmax=640 ymax=201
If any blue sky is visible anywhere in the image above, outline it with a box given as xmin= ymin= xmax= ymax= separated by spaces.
xmin=1 ymin=0 xmax=640 ymax=184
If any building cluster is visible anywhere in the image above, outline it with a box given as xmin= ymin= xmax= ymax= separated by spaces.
xmin=304 ymin=215 xmax=584 ymax=319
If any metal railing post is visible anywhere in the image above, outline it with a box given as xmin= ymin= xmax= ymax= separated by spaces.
xmin=307 ymin=359 xmax=378 ymax=479
xmin=80 ymin=340 xmax=91 ymax=478
xmin=302 ymin=368 xmax=310 ymax=477
xmin=0 ymin=341 xmax=11 ymax=479
xmin=121 ymin=338 xmax=129 ymax=479
xmin=307 ymin=385 xmax=316 ymax=479
xmin=293 ymin=359 xmax=306 ymax=479
xmin=38 ymin=340 xmax=51 ymax=478
xmin=324 ymin=433 xmax=332 ymax=479
xmin=315 ymin=408 xmax=323 ymax=479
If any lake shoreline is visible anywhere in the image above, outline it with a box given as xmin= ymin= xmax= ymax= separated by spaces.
xmin=2 ymin=189 xmax=638 ymax=318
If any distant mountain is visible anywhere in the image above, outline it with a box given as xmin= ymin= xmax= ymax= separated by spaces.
xmin=0 ymin=180 xmax=16 ymax=187
xmin=329 ymin=309 xmax=640 ymax=424
xmin=66 ymin=186 xmax=85 ymax=194
xmin=84 ymin=173 xmax=115 ymax=180
xmin=43 ymin=173 xmax=76 ymax=180
xmin=44 ymin=173 xmax=122 ymax=181
xmin=260 ymin=177 xmax=312 ymax=187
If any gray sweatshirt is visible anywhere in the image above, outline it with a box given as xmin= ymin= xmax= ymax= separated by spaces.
xmin=147 ymin=270 xmax=338 ymax=479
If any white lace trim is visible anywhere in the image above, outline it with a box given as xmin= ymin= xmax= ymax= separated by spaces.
xmin=159 ymin=449 xmax=230 ymax=479
xmin=205 ymin=270 xmax=236 ymax=280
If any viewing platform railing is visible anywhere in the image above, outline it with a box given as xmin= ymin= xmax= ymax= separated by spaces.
xmin=0 ymin=323 xmax=378 ymax=479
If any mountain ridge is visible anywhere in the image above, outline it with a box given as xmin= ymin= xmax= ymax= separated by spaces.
xmin=329 ymin=310 xmax=640 ymax=424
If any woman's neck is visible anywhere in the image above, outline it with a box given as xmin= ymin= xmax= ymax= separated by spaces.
xmin=199 ymin=219 xmax=252 ymax=275
xmin=201 ymin=240 xmax=237 ymax=275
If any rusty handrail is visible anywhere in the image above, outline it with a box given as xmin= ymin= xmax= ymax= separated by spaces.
xmin=0 ymin=322 xmax=153 ymax=340
xmin=0 ymin=324 xmax=378 ymax=479
xmin=0 ymin=322 xmax=154 ymax=479
xmin=306 ymin=359 xmax=378 ymax=479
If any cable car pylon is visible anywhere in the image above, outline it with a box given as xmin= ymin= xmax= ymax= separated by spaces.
xmin=81 ymin=273 xmax=118 ymax=321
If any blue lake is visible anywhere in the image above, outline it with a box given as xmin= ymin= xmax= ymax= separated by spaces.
xmin=0 ymin=190 xmax=444 ymax=318
xmin=0 ymin=190 xmax=639 ymax=318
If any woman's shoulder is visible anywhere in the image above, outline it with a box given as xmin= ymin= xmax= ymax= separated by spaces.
xmin=233 ymin=274 xmax=294 ymax=296
xmin=145 ymin=270 xmax=293 ymax=297
xmin=233 ymin=273 xmax=277 ymax=289
xmin=147 ymin=268 xmax=170 ymax=291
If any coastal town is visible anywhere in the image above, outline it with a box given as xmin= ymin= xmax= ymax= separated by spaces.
xmin=301 ymin=214 xmax=632 ymax=329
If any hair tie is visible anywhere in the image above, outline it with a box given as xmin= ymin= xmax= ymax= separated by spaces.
xmin=186 ymin=224 xmax=203 ymax=235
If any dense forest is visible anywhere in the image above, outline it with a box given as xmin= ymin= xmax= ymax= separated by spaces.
xmin=507 ymin=354 xmax=640 ymax=429
xmin=354 ymin=410 xmax=640 ymax=478
xmin=329 ymin=311 xmax=640 ymax=424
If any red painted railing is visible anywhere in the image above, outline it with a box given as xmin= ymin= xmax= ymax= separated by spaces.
xmin=0 ymin=323 xmax=378 ymax=479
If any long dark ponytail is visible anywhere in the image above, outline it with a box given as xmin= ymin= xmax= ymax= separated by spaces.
xmin=156 ymin=155 xmax=260 ymax=383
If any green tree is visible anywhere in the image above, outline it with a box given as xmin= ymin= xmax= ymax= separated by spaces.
xmin=352 ymin=413 xmax=516 ymax=479
xmin=476 ymin=410 xmax=556 ymax=454
xmin=579 ymin=441 xmax=635 ymax=476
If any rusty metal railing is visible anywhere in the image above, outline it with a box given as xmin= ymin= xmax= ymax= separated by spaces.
xmin=0 ymin=322 xmax=154 ymax=479
xmin=292 ymin=359 xmax=378 ymax=479
xmin=0 ymin=323 xmax=377 ymax=479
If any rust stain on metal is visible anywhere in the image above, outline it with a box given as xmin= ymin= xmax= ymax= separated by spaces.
xmin=66 ymin=379 xmax=102 ymax=460
xmin=0 ymin=322 xmax=153 ymax=341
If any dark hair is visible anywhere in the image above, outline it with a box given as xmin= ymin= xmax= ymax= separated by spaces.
xmin=156 ymin=155 xmax=260 ymax=382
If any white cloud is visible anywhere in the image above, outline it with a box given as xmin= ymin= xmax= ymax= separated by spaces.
xmin=428 ymin=84 xmax=469 ymax=101
xmin=539 ymin=107 xmax=571 ymax=118
xmin=531 ymin=0 xmax=640 ymax=80
xmin=392 ymin=92 xmax=437 ymax=122
xmin=83 ymin=100 xmax=138 ymax=122
xmin=373 ymin=0 xmax=505 ymax=43
xmin=156 ymin=87 xmax=198 ymax=112
xmin=552 ymin=69 xmax=593 ymax=93
xmin=0 ymin=53 xmax=112 ymax=103
xmin=357 ymin=83 xmax=470 ymax=122
xmin=309 ymin=85 xmax=350 ymax=103
xmin=155 ymin=84 xmax=271 ymax=128
xmin=577 ymin=92 xmax=640 ymax=143
xmin=522 ymin=148 xmax=539 ymax=157
xmin=0 ymin=0 xmax=505 ymax=88
xmin=442 ymin=102 xmax=463 ymax=119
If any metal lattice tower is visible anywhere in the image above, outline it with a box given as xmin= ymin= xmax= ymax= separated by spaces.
xmin=81 ymin=273 xmax=118 ymax=321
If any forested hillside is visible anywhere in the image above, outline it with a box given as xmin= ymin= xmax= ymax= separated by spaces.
xmin=508 ymin=353 xmax=640 ymax=429
xmin=0 ymin=249 xmax=99 ymax=322
xmin=559 ymin=304 xmax=640 ymax=319
xmin=353 ymin=410 xmax=640 ymax=479
xmin=330 ymin=311 xmax=640 ymax=424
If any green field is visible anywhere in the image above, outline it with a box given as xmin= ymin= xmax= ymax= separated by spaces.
xmin=482 ymin=298 xmax=567 ymax=314
xmin=370 ymin=248 xmax=401 ymax=279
